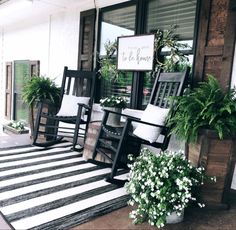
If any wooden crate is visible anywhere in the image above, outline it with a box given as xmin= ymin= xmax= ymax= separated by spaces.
xmin=187 ymin=129 xmax=236 ymax=208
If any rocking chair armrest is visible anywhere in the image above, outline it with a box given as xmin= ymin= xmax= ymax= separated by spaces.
xmin=103 ymin=108 xmax=143 ymax=122
xmin=103 ymin=108 xmax=165 ymax=128
xmin=120 ymin=112 xmax=141 ymax=121
xmin=126 ymin=117 xmax=166 ymax=128
xmin=77 ymin=103 xmax=91 ymax=110
xmin=102 ymin=108 xmax=137 ymax=118
xmin=102 ymin=108 xmax=123 ymax=116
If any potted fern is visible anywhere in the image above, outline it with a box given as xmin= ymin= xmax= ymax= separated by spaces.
xmin=167 ymin=75 xmax=236 ymax=207
xmin=22 ymin=75 xmax=61 ymax=135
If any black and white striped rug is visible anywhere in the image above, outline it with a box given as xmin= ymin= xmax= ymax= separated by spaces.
xmin=0 ymin=142 xmax=129 ymax=230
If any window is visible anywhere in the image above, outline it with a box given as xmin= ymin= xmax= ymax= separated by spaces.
xmin=14 ymin=60 xmax=30 ymax=122
xmin=100 ymin=5 xmax=136 ymax=55
xmin=142 ymin=0 xmax=197 ymax=106
xmin=97 ymin=0 xmax=198 ymax=108
xmin=5 ymin=60 xmax=39 ymax=123
xmin=146 ymin=0 xmax=197 ymax=40
xmin=98 ymin=3 xmax=136 ymax=104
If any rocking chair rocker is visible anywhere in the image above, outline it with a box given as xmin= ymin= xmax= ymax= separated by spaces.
xmin=90 ymin=67 xmax=190 ymax=185
xmin=32 ymin=66 xmax=96 ymax=151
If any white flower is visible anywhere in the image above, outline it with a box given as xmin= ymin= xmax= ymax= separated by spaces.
xmin=198 ymin=203 xmax=205 ymax=208
xmin=125 ymin=148 xmax=216 ymax=229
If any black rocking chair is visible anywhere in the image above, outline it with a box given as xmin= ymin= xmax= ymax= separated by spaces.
xmin=90 ymin=67 xmax=190 ymax=185
xmin=32 ymin=66 xmax=96 ymax=151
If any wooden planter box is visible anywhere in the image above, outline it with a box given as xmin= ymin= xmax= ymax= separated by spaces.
xmin=30 ymin=101 xmax=58 ymax=143
xmin=187 ymin=129 xmax=236 ymax=208
xmin=3 ymin=124 xmax=29 ymax=135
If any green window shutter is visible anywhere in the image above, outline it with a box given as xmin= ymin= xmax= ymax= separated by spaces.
xmin=5 ymin=62 xmax=12 ymax=120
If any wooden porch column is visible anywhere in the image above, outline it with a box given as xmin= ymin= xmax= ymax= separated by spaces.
xmin=194 ymin=0 xmax=236 ymax=90
xmin=188 ymin=0 xmax=236 ymax=208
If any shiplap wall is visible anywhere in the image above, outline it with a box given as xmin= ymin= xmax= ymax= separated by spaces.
xmin=0 ymin=0 xmax=129 ymax=122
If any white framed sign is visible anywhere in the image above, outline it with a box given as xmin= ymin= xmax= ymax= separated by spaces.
xmin=117 ymin=34 xmax=155 ymax=71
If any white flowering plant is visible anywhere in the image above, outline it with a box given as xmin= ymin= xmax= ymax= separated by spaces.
xmin=125 ymin=148 xmax=216 ymax=228
xmin=100 ymin=95 xmax=127 ymax=109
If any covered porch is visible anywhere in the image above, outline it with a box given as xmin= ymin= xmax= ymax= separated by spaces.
xmin=0 ymin=0 xmax=236 ymax=229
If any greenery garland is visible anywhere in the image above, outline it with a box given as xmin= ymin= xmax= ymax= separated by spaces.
xmin=98 ymin=25 xmax=190 ymax=82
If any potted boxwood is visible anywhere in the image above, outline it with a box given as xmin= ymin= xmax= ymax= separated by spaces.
xmin=3 ymin=120 xmax=29 ymax=134
xmin=167 ymin=75 xmax=236 ymax=207
xmin=125 ymin=148 xmax=215 ymax=228
xmin=22 ymin=75 xmax=61 ymax=135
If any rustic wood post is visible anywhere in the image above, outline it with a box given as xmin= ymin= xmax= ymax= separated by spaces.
xmin=194 ymin=0 xmax=236 ymax=89
xmin=188 ymin=0 xmax=236 ymax=208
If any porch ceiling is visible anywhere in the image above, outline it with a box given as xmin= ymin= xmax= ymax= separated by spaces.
xmin=0 ymin=0 xmax=94 ymax=27
xmin=0 ymin=0 xmax=10 ymax=5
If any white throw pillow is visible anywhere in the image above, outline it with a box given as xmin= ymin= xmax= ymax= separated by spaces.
xmin=56 ymin=94 xmax=90 ymax=118
xmin=122 ymin=108 xmax=144 ymax=129
xmin=133 ymin=104 xmax=170 ymax=143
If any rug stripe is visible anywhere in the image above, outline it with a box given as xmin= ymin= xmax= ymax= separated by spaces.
xmin=33 ymin=195 xmax=129 ymax=230
xmin=6 ymin=184 xmax=120 ymax=222
xmin=0 ymin=154 xmax=81 ymax=172
xmin=3 ymin=173 xmax=128 ymax=218
xmin=0 ymin=165 xmax=101 ymax=195
xmin=0 ymin=157 xmax=84 ymax=178
xmin=0 ymin=168 xmax=111 ymax=201
xmin=0 ymin=150 xmax=79 ymax=168
xmin=0 ymin=146 xmax=74 ymax=162
xmin=0 ymin=163 xmax=95 ymax=187
xmin=11 ymin=187 xmax=127 ymax=229
xmin=0 ymin=142 xmax=71 ymax=155
xmin=0 ymin=143 xmax=129 ymax=230
xmin=0 ymin=171 xmax=121 ymax=207
xmin=2 ymin=179 xmax=114 ymax=215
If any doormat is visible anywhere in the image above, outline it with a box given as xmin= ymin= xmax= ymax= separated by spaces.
xmin=0 ymin=142 xmax=129 ymax=230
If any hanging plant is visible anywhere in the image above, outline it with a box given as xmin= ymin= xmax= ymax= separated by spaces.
xmin=98 ymin=40 xmax=121 ymax=82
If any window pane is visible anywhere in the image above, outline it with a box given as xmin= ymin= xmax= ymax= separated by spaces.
xmin=14 ymin=60 xmax=30 ymax=122
xmin=99 ymin=4 xmax=136 ymax=102
xmin=146 ymin=0 xmax=197 ymax=41
xmin=100 ymin=72 xmax=133 ymax=106
xmin=143 ymin=0 xmax=197 ymax=106
xmin=100 ymin=5 xmax=136 ymax=55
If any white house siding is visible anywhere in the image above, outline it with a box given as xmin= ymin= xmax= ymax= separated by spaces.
xmin=0 ymin=0 xmax=130 ymax=122
xmin=47 ymin=10 xmax=81 ymax=85
xmin=3 ymin=21 xmax=50 ymax=73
